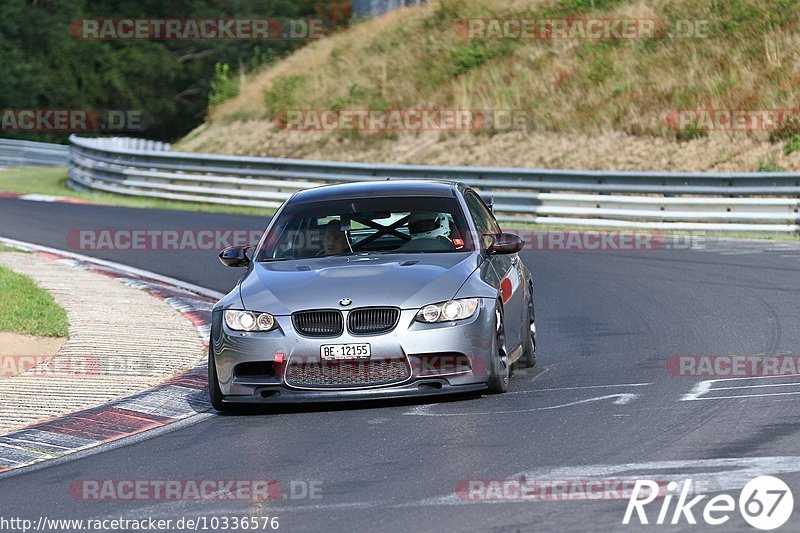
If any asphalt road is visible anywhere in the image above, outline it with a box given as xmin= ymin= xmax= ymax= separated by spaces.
xmin=2 ymin=197 xmax=800 ymax=531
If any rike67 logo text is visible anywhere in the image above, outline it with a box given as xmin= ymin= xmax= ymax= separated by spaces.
xmin=624 ymin=476 xmax=793 ymax=530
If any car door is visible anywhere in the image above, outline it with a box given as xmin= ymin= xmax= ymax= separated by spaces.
xmin=464 ymin=190 xmax=525 ymax=357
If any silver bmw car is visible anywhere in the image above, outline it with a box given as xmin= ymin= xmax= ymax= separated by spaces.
xmin=209 ymin=180 xmax=536 ymax=410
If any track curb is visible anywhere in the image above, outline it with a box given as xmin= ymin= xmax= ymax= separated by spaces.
xmin=0 ymin=237 xmax=220 ymax=474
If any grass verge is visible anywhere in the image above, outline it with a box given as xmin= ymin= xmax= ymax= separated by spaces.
xmin=0 ymin=167 xmax=274 ymax=216
xmin=0 ymin=244 xmax=26 ymax=252
xmin=0 ymin=264 xmax=68 ymax=337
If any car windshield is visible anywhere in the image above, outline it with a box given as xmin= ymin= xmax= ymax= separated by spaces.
xmin=256 ymin=195 xmax=475 ymax=260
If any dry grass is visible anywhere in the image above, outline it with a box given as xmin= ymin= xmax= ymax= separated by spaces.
xmin=177 ymin=0 xmax=800 ymax=171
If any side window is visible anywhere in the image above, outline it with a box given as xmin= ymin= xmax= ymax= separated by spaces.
xmin=465 ymin=192 xmax=501 ymax=248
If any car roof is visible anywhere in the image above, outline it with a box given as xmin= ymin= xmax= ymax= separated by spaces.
xmin=289 ymin=179 xmax=461 ymax=204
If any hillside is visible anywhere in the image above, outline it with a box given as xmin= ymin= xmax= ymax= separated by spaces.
xmin=176 ymin=0 xmax=800 ymax=172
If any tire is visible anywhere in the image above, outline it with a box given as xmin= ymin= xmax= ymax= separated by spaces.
xmin=208 ymin=350 xmax=232 ymax=412
xmin=486 ymin=304 xmax=510 ymax=394
xmin=520 ymin=282 xmax=537 ymax=368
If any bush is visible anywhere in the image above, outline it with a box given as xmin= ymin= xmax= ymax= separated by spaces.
xmin=769 ymin=113 xmax=800 ymax=143
xmin=784 ymin=134 xmax=800 ymax=155
xmin=756 ymin=160 xmax=784 ymax=172
xmin=208 ymin=63 xmax=239 ymax=107
xmin=264 ymin=75 xmax=308 ymax=116
xmin=450 ymin=41 xmax=512 ymax=76
xmin=675 ymin=122 xmax=708 ymax=142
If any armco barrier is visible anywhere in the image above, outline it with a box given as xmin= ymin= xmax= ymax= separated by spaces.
xmin=0 ymin=138 xmax=69 ymax=167
xmin=7 ymin=135 xmax=800 ymax=232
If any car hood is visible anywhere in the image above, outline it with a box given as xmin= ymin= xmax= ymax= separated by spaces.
xmin=239 ymin=253 xmax=481 ymax=315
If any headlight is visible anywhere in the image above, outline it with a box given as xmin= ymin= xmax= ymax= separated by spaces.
xmin=415 ymin=298 xmax=479 ymax=323
xmin=224 ymin=310 xmax=277 ymax=331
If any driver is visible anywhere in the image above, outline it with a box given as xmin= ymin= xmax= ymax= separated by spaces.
xmin=319 ymin=219 xmax=349 ymax=255
xmin=407 ymin=212 xmax=451 ymax=242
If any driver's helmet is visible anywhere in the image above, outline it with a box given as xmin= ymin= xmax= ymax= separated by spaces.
xmin=408 ymin=212 xmax=450 ymax=240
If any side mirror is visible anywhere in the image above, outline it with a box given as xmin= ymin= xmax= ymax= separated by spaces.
xmin=219 ymin=245 xmax=252 ymax=268
xmin=487 ymin=233 xmax=524 ymax=255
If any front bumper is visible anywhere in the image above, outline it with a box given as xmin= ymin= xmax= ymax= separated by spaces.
xmin=210 ymin=299 xmax=496 ymax=403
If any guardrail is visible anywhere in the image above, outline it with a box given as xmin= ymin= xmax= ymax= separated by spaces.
xmin=66 ymin=135 xmax=800 ymax=232
xmin=0 ymin=138 xmax=68 ymax=167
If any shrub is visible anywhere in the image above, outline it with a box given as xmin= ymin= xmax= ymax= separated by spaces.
xmin=263 ymin=75 xmax=308 ymax=116
xmin=784 ymin=134 xmax=800 ymax=155
xmin=756 ymin=160 xmax=784 ymax=172
xmin=208 ymin=63 xmax=239 ymax=107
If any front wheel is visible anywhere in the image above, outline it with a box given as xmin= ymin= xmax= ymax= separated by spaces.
xmin=487 ymin=305 xmax=509 ymax=394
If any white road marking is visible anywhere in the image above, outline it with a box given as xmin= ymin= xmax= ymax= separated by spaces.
xmin=409 ymin=456 xmax=800 ymax=508
xmin=221 ymin=456 xmax=800 ymax=513
xmin=681 ymin=374 xmax=800 ymax=401
xmin=531 ymin=365 xmax=553 ymax=382
xmin=686 ymin=390 xmax=800 ymax=401
xmin=507 ymin=382 xmax=651 ymax=395
xmin=18 ymin=194 xmax=62 ymax=202
xmin=403 ymin=393 xmax=639 ymax=417
xmin=712 ymin=382 xmax=800 ymax=391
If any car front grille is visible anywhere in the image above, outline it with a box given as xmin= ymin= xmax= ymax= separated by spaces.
xmin=292 ymin=310 xmax=343 ymax=337
xmin=285 ymin=357 xmax=411 ymax=388
xmin=347 ymin=307 xmax=400 ymax=335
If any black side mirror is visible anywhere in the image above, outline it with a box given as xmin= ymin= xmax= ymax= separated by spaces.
xmin=487 ymin=233 xmax=524 ymax=255
xmin=219 ymin=245 xmax=252 ymax=268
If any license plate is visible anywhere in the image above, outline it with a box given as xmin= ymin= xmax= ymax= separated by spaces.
xmin=320 ymin=343 xmax=371 ymax=361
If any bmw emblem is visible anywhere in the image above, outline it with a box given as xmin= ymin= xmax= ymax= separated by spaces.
xmin=339 ymin=298 xmax=352 ymax=307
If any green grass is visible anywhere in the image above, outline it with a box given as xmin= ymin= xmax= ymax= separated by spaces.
xmin=0 ymin=167 xmax=274 ymax=216
xmin=0 ymin=265 xmax=68 ymax=337
xmin=0 ymin=244 xmax=25 ymax=252
xmin=756 ymin=160 xmax=785 ymax=172
xmin=187 ymin=0 xmax=800 ymax=145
